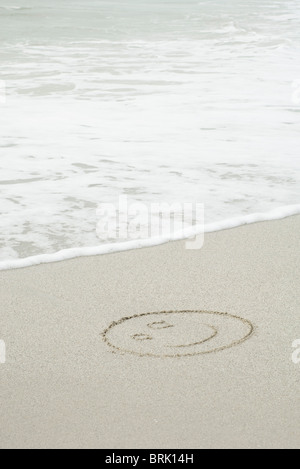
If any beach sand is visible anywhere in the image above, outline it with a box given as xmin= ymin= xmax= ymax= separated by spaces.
xmin=0 ymin=216 xmax=299 ymax=449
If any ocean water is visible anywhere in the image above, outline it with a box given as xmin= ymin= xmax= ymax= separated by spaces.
xmin=0 ymin=0 xmax=300 ymax=267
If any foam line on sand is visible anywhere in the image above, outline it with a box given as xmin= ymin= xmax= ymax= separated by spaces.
xmin=0 ymin=204 xmax=299 ymax=271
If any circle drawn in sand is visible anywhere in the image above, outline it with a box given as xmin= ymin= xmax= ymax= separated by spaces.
xmin=102 ymin=310 xmax=254 ymax=358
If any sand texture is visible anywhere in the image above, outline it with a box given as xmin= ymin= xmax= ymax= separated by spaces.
xmin=0 ymin=216 xmax=299 ymax=449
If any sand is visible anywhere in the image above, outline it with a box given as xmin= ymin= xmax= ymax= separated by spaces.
xmin=0 ymin=216 xmax=299 ymax=449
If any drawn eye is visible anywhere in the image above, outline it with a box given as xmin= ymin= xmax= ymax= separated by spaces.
xmin=132 ymin=334 xmax=153 ymax=341
xmin=147 ymin=321 xmax=174 ymax=330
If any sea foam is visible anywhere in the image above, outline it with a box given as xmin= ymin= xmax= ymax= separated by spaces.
xmin=0 ymin=205 xmax=299 ymax=271
xmin=0 ymin=0 xmax=299 ymax=269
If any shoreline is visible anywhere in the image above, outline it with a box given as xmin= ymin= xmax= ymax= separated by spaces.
xmin=1 ymin=203 xmax=300 ymax=272
xmin=0 ymin=215 xmax=299 ymax=448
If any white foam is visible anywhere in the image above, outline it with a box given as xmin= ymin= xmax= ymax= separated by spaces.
xmin=0 ymin=6 xmax=31 ymax=10
xmin=0 ymin=0 xmax=300 ymax=268
xmin=0 ymin=205 xmax=299 ymax=271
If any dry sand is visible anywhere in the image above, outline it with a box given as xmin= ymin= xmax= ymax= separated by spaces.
xmin=0 ymin=216 xmax=299 ymax=449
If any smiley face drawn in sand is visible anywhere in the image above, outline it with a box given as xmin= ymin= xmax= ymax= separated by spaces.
xmin=102 ymin=310 xmax=254 ymax=358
